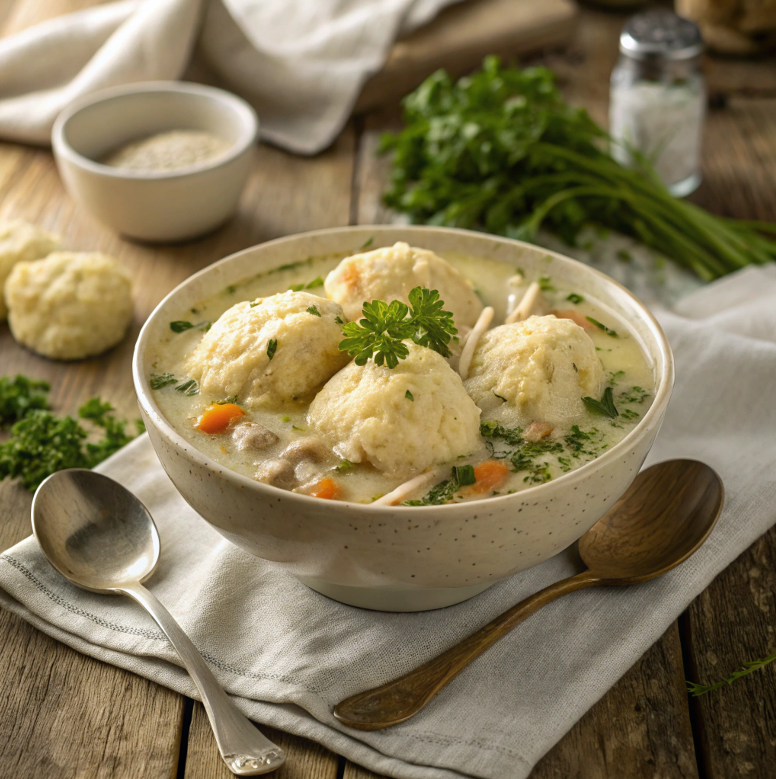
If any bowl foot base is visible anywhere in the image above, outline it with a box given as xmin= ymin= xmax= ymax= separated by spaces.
xmin=296 ymin=577 xmax=495 ymax=612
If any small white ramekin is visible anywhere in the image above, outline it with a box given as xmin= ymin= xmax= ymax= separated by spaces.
xmin=52 ymin=82 xmax=258 ymax=242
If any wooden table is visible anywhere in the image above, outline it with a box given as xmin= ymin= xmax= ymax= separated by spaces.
xmin=1 ymin=3 xmax=775 ymax=778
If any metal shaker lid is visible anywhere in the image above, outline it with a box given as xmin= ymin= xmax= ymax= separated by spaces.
xmin=620 ymin=10 xmax=704 ymax=61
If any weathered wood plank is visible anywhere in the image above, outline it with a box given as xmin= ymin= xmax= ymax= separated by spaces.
xmin=682 ymin=530 xmax=776 ymax=778
xmin=184 ymin=706 xmax=339 ymax=779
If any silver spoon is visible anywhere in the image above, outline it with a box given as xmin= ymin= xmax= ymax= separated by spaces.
xmin=31 ymin=469 xmax=285 ymax=776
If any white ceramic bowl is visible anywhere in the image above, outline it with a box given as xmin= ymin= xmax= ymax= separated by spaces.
xmin=52 ymin=82 xmax=258 ymax=242
xmin=133 ymin=226 xmax=674 ymax=611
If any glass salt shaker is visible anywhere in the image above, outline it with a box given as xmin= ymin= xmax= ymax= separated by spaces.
xmin=609 ymin=10 xmax=706 ymax=197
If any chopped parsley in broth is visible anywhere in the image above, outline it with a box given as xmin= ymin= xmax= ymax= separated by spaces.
xmin=147 ymin=248 xmax=654 ymax=505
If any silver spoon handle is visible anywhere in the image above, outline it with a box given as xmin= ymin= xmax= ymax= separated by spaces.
xmin=120 ymin=581 xmax=285 ymax=776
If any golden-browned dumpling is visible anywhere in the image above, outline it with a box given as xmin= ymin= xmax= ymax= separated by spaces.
xmin=0 ymin=220 xmax=60 ymax=320
xmin=465 ymin=315 xmax=604 ymax=431
xmin=186 ymin=291 xmax=350 ymax=408
xmin=324 ymin=242 xmax=482 ymax=328
xmin=308 ymin=342 xmax=483 ymax=479
xmin=6 ymin=252 xmax=132 ymax=360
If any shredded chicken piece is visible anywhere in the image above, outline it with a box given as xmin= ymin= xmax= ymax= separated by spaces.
xmin=457 ymin=306 xmax=494 ymax=380
xmin=505 ymin=282 xmax=547 ymax=324
xmin=255 ymin=458 xmax=296 ymax=489
xmin=232 ymin=422 xmax=279 ymax=452
xmin=523 ymin=421 xmax=554 ymax=443
xmin=372 ymin=467 xmax=448 ymax=506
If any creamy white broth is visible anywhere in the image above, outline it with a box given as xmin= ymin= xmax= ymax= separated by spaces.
xmin=148 ymin=249 xmax=655 ymax=505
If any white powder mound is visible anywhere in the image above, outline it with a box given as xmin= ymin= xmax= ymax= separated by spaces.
xmin=186 ymin=290 xmax=350 ymax=408
xmin=465 ymin=315 xmax=604 ymax=431
xmin=6 ymin=252 xmax=133 ymax=360
xmin=308 ymin=342 xmax=483 ymax=480
xmin=324 ymin=241 xmax=483 ymax=329
xmin=0 ymin=220 xmax=61 ymax=320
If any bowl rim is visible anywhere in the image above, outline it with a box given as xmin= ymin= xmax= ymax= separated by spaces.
xmin=51 ymin=80 xmax=259 ymax=181
xmin=133 ymin=225 xmax=675 ymax=512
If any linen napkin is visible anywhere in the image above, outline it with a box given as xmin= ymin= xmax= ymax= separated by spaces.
xmin=0 ymin=0 xmax=456 ymax=155
xmin=1 ymin=264 xmax=776 ymax=779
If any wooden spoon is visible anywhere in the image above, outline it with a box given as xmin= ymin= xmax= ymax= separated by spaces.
xmin=333 ymin=459 xmax=723 ymax=731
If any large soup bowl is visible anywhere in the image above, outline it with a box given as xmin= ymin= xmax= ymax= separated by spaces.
xmin=133 ymin=226 xmax=674 ymax=611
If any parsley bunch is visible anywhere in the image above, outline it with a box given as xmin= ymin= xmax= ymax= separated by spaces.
xmin=381 ymin=57 xmax=776 ymax=281
xmin=339 ymin=286 xmax=457 ymax=368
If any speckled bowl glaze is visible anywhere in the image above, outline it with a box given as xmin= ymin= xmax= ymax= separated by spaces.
xmin=133 ymin=226 xmax=674 ymax=611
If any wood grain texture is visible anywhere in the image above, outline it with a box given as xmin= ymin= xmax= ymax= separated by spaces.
xmin=682 ymin=530 xmax=776 ymax=778
xmin=184 ymin=706 xmax=339 ymax=779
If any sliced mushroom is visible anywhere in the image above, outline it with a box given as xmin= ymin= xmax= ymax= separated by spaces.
xmin=232 ymin=422 xmax=279 ymax=452
xmin=524 ymin=421 xmax=554 ymax=443
xmin=255 ymin=458 xmax=297 ymax=489
xmin=505 ymin=282 xmax=548 ymax=324
xmin=281 ymin=437 xmax=330 ymax=465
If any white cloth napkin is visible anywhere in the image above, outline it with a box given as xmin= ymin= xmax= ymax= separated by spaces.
xmin=0 ymin=0 xmax=455 ymax=154
xmin=1 ymin=264 xmax=776 ymax=779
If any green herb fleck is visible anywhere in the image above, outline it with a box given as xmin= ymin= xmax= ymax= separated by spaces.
xmin=225 ymin=285 xmax=237 ymax=294
xmin=539 ymin=276 xmax=555 ymax=291
xmin=307 ymin=305 xmax=322 ymax=317
xmin=267 ymin=339 xmax=278 ymax=360
xmin=215 ymin=395 xmax=239 ymax=405
xmin=150 ymin=372 xmax=177 ymax=390
xmin=608 ymin=370 xmax=625 ymax=386
xmin=567 ymin=293 xmax=584 ymax=304
xmin=359 ymin=236 xmax=374 ymax=250
xmin=170 ymin=320 xmax=210 ymax=333
xmin=586 ymin=317 xmax=618 ymax=337
xmin=493 ymin=391 xmax=508 ymax=402
xmin=335 ymin=460 xmax=356 ymax=473
xmin=583 ymin=386 xmax=619 ymax=418
xmin=335 ymin=315 xmax=344 ymax=325
xmin=617 ymin=249 xmax=633 ymax=263
xmin=405 ymin=390 xmax=414 ymax=401
xmin=281 ymin=415 xmax=291 ymax=423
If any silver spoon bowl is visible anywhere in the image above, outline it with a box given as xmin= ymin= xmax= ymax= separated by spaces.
xmin=32 ymin=469 xmax=285 ymax=776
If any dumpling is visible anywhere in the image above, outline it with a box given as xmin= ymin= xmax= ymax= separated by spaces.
xmin=186 ymin=291 xmax=350 ymax=408
xmin=324 ymin=242 xmax=483 ymax=328
xmin=0 ymin=220 xmax=60 ymax=320
xmin=5 ymin=251 xmax=132 ymax=360
xmin=464 ymin=315 xmax=604 ymax=431
xmin=308 ymin=342 xmax=483 ymax=480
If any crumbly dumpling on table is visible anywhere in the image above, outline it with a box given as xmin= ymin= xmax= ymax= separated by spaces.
xmin=0 ymin=220 xmax=60 ymax=320
xmin=308 ymin=342 xmax=483 ymax=480
xmin=186 ymin=291 xmax=350 ymax=409
xmin=324 ymin=242 xmax=483 ymax=328
xmin=6 ymin=252 xmax=133 ymax=360
xmin=465 ymin=315 xmax=604 ymax=431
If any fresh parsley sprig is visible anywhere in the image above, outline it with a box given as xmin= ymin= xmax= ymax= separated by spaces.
xmin=338 ymin=286 xmax=458 ymax=369
xmin=687 ymin=650 xmax=776 ymax=696
xmin=582 ymin=386 xmax=619 ymax=418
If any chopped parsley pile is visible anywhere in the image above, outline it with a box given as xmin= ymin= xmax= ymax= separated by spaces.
xmin=0 ymin=375 xmax=143 ymax=491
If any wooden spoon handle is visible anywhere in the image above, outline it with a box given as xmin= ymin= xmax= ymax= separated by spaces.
xmin=333 ymin=570 xmax=600 ymax=730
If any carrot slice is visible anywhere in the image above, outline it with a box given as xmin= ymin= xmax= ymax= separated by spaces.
xmin=195 ymin=403 xmax=245 ymax=434
xmin=551 ymin=309 xmax=595 ymax=330
xmin=469 ymin=460 xmax=510 ymax=494
xmin=308 ymin=477 xmax=341 ymax=500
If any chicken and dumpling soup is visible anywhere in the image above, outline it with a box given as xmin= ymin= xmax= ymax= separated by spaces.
xmin=148 ymin=242 xmax=655 ymax=505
